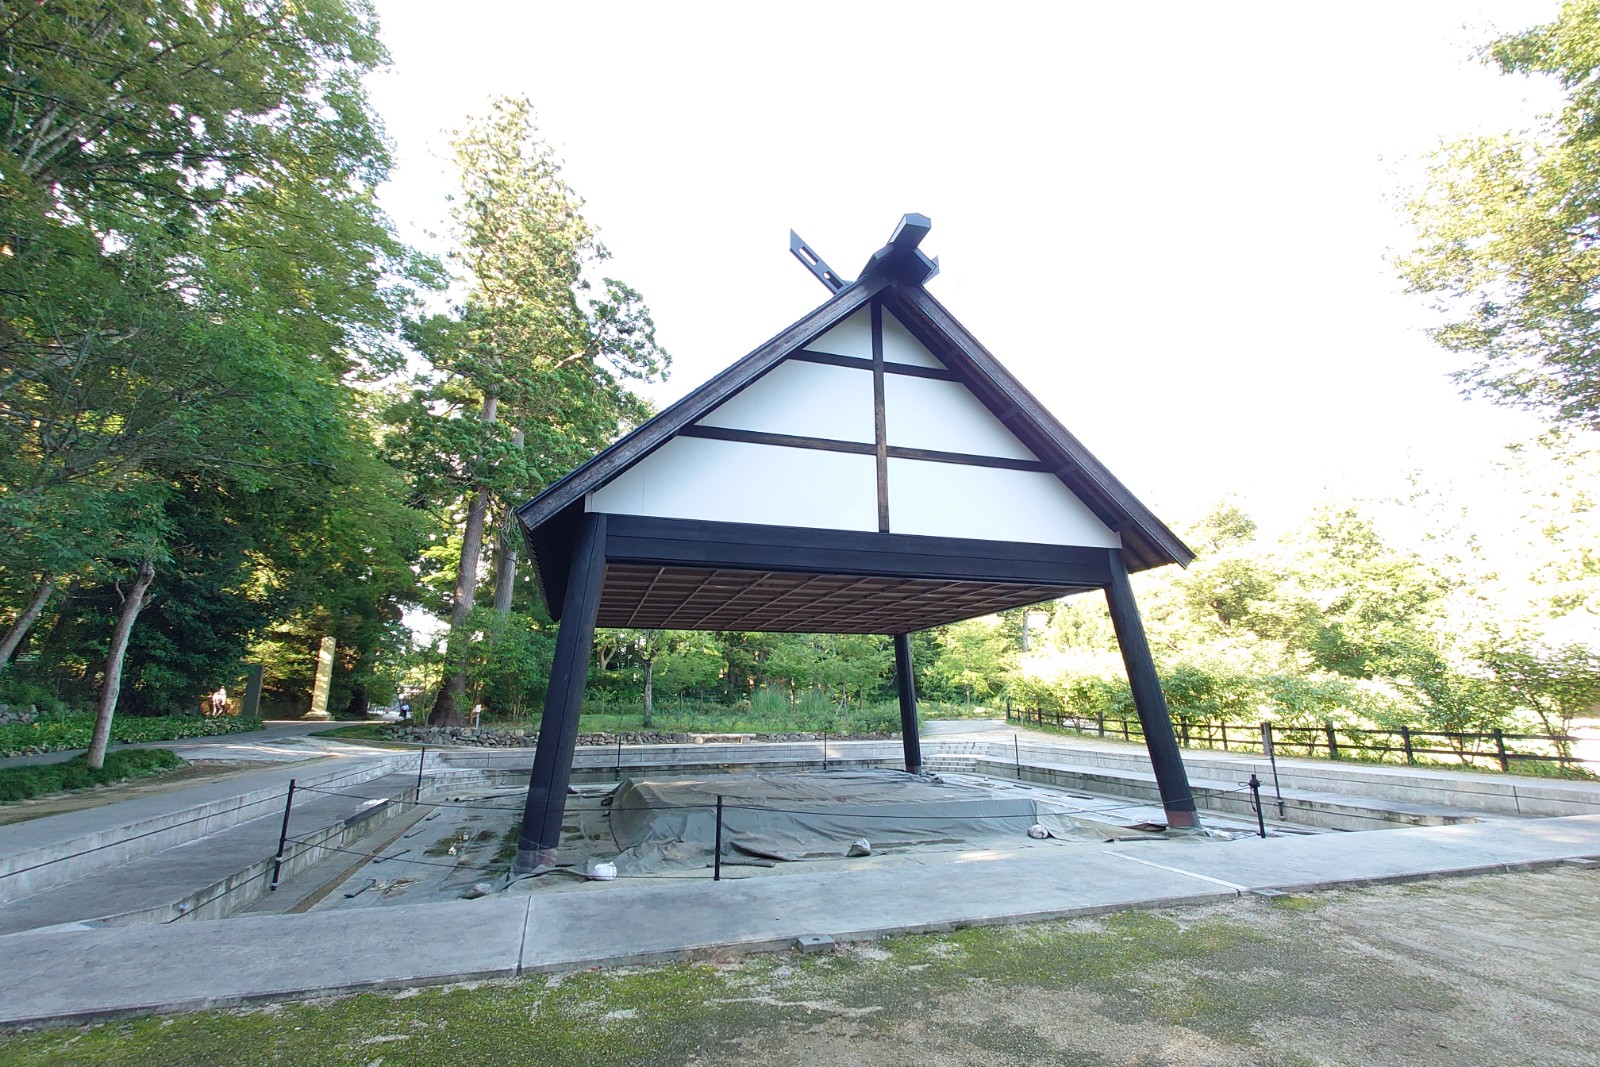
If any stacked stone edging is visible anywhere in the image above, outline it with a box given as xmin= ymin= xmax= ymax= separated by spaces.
xmin=385 ymin=725 xmax=894 ymax=748
xmin=0 ymin=705 xmax=38 ymax=726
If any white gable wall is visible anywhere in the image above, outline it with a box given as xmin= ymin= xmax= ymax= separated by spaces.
xmin=697 ymin=360 xmax=874 ymax=443
xmin=882 ymin=310 xmax=944 ymax=368
xmin=807 ymin=308 xmax=873 ymax=358
xmin=587 ymin=436 xmax=878 ymax=531
xmin=884 ymin=375 xmax=1038 ymax=460
xmin=584 ymin=303 xmax=1120 ymax=550
xmin=887 ymin=459 xmax=1120 ymax=546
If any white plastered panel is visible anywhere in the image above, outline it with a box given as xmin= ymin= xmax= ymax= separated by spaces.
xmin=885 ymin=375 xmax=1039 ymax=461
xmin=806 ymin=308 xmax=873 ymax=358
xmin=881 ymin=309 xmax=945 ymax=369
xmin=887 ymin=458 xmax=1121 ymax=547
xmin=589 ymin=436 xmax=878 ymax=531
xmin=696 ymin=360 xmax=874 ymax=443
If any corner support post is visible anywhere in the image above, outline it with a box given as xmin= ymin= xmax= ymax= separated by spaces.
xmin=513 ymin=513 xmax=608 ymax=871
xmin=894 ymin=633 xmax=922 ymax=774
xmin=1103 ymin=549 xmax=1200 ymax=829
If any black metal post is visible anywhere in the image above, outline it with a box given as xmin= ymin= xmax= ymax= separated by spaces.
xmin=416 ymin=746 xmax=426 ymax=793
xmin=713 ymin=794 xmax=724 ymax=882
xmin=270 ymin=778 xmax=297 ymax=891
xmin=1103 ymin=549 xmax=1199 ymax=829
xmin=616 ymin=738 xmax=623 ymax=780
xmin=1261 ymin=721 xmax=1285 ymax=818
xmin=822 ymin=730 xmax=829 ymax=770
xmin=1401 ymin=725 xmax=1414 ymax=765
xmin=1325 ymin=722 xmax=1340 ymax=760
xmin=514 ymin=513 xmax=608 ymax=873
xmin=1494 ymin=728 xmax=1509 ymax=772
xmin=1014 ymin=733 xmax=1021 ymax=779
xmin=893 ymin=632 xmax=922 ymax=774
xmin=1248 ymin=774 xmax=1266 ymax=838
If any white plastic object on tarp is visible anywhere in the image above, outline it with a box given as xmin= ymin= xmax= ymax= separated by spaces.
xmin=1027 ymin=824 xmax=1051 ymax=840
xmin=585 ymin=860 xmax=618 ymax=881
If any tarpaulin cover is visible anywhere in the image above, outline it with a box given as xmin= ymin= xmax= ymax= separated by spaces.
xmin=601 ymin=769 xmax=1147 ymax=873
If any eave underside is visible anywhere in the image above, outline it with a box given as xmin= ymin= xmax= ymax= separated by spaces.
xmin=596 ymin=564 xmax=1087 ymax=633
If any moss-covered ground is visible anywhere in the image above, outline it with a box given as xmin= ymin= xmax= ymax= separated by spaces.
xmin=1 ymin=866 xmax=1595 ymax=1066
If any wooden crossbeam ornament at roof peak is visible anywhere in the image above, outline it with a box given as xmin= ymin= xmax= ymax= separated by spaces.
xmin=789 ymin=212 xmax=940 ymax=295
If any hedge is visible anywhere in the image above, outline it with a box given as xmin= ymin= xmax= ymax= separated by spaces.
xmin=0 ymin=714 xmax=261 ymax=758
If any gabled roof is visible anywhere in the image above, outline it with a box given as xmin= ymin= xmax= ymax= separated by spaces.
xmin=517 ymin=217 xmax=1192 ymax=622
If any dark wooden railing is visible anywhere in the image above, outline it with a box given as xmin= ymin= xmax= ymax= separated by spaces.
xmin=1002 ymin=703 xmax=1593 ymax=776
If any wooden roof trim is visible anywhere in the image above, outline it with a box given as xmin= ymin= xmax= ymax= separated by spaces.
xmin=516 ymin=274 xmax=891 ymax=533
xmin=888 ymin=286 xmax=1194 ymax=570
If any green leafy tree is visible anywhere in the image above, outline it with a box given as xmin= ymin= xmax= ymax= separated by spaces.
xmin=1400 ymin=0 xmax=1600 ymax=427
xmin=0 ymin=0 xmax=421 ymax=754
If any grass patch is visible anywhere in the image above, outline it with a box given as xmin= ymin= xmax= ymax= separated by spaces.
xmin=0 ymin=749 xmax=184 ymax=803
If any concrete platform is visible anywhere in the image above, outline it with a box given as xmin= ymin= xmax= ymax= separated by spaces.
xmin=3 ymin=813 xmax=1598 ymax=1028
xmin=5 ymin=726 xmax=1600 ymax=1029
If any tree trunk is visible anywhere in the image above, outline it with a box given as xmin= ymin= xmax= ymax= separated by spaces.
xmin=432 ymin=392 xmax=498 ymax=726
xmin=492 ymin=518 xmax=519 ymax=614
xmin=86 ymin=559 xmax=155 ymax=769
xmin=0 ymin=574 xmax=55 ymax=670
xmin=492 ymin=428 xmax=525 ymax=615
xmin=642 ymin=655 xmax=654 ymax=727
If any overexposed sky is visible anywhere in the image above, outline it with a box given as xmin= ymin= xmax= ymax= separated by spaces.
xmin=366 ymin=0 xmax=1566 ymax=535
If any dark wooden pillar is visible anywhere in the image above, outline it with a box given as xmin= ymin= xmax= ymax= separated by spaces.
xmin=513 ymin=513 xmax=607 ymax=872
xmin=1103 ymin=548 xmax=1200 ymax=829
xmin=893 ymin=633 xmax=922 ymax=774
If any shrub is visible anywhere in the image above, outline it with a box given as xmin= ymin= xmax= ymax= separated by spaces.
xmin=0 ymin=749 xmax=184 ymax=803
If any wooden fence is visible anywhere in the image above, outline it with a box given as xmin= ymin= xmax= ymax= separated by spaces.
xmin=1003 ymin=703 xmax=1594 ymax=776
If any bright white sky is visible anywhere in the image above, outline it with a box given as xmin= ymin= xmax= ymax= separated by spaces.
xmin=365 ymin=0 xmax=1567 ymax=538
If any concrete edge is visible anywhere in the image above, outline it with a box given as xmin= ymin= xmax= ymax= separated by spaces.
xmin=0 ymin=754 xmax=413 ymax=902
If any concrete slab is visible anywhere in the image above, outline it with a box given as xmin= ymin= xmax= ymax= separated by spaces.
xmin=1144 ymin=813 xmax=1600 ymax=891
xmin=521 ymin=845 xmax=1235 ymax=972
xmin=0 ymin=897 xmax=531 ymax=1027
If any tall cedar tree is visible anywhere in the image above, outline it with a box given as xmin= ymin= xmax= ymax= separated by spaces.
xmin=398 ymin=97 xmax=667 ymax=724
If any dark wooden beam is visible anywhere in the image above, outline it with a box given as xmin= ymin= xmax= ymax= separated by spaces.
xmin=603 ymin=515 xmax=1115 ymax=587
xmin=894 ymin=633 xmax=922 ymax=774
xmin=515 ymin=513 xmax=608 ymax=870
xmin=872 ymin=302 xmax=890 ymax=533
xmin=679 ymin=424 xmax=875 ymax=456
xmin=679 ymin=424 xmax=1048 ymax=473
xmin=789 ymin=349 xmax=957 ymax=381
xmin=1103 ymin=547 xmax=1199 ymax=829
